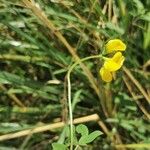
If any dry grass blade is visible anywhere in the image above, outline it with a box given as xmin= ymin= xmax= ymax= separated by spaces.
xmin=0 ymin=54 xmax=48 ymax=62
xmin=115 ymin=143 xmax=150 ymax=149
xmin=0 ymin=114 xmax=100 ymax=141
xmin=123 ymin=66 xmax=150 ymax=104
xmin=123 ymin=76 xmax=150 ymax=120
xmin=0 ymin=84 xmax=25 ymax=107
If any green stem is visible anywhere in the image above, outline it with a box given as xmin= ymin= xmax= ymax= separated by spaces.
xmin=67 ymin=74 xmax=73 ymax=150
xmin=67 ymin=54 xmax=102 ymax=150
xmin=74 ymin=145 xmax=79 ymax=150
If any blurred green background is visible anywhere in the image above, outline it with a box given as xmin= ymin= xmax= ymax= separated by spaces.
xmin=0 ymin=0 xmax=150 ymax=149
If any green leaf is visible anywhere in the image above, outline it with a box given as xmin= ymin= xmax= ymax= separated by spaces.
xmin=133 ymin=0 xmax=144 ymax=13
xmin=52 ymin=143 xmax=67 ymax=150
xmin=57 ymin=126 xmax=69 ymax=144
xmin=78 ymin=130 xmax=103 ymax=145
xmin=106 ymin=22 xmax=124 ymax=34
xmin=76 ymin=124 xmax=89 ymax=136
xmin=72 ymin=89 xmax=82 ymax=111
xmin=121 ymin=122 xmax=134 ymax=131
xmin=140 ymin=12 xmax=150 ymax=22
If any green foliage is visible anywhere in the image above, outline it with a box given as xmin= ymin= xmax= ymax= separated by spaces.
xmin=0 ymin=0 xmax=150 ymax=149
xmin=52 ymin=143 xmax=67 ymax=150
xmin=53 ymin=124 xmax=102 ymax=149
xmin=78 ymin=130 xmax=102 ymax=146
xmin=76 ymin=124 xmax=103 ymax=146
xmin=76 ymin=124 xmax=89 ymax=136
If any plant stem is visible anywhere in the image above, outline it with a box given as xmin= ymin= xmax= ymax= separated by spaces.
xmin=74 ymin=145 xmax=79 ymax=150
xmin=67 ymin=54 xmax=102 ymax=150
xmin=67 ymin=74 xmax=74 ymax=150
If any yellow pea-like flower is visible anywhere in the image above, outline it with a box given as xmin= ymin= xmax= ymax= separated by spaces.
xmin=104 ymin=52 xmax=125 ymax=72
xmin=99 ymin=67 xmax=112 ymax=82
xmin=105 ymin=39 xmax=126 ymax=54
xmin=99 ymin=52 xmax=125 ymax=82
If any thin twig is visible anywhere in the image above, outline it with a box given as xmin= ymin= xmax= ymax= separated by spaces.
xmin=115 ymin=144 xmax=150 ymax=149
xmin=0 ymin=114 xmax=99 ymax=141
xmin=123 ymin=76 xmax=150 ymax=119
xmin=108 ymin=0 xmax=112 ymax=21
xmin=123 ymin=66 xmax=150 ymax=104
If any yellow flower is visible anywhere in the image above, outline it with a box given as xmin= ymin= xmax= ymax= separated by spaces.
xmin=105 ymin=39 xmax=126 ymax=54
xmin=104 ymin=52 xmax=125 ymax=71
xmin=99 ymin=52 xmax=125 ymax=82
xmin=100 ymin=67 xmax=112 ymax=82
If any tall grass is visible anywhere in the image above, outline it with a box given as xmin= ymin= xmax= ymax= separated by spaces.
xmin=0 ymin=0 xmax=150 ymax=149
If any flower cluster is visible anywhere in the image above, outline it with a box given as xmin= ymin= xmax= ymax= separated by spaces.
xmin=99 ymin=39 xmax=126 ymax=82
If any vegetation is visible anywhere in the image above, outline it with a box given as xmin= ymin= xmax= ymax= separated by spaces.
xmin=0 ymin=0 xmax=150 ymax=149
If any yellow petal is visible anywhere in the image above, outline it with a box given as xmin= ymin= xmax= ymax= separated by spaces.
xmin=104 ymin=52 xmax=125 ymax=71
xmin=111 ymin=52 xmax=122 ymax=61
xmin=112 ymin=52 xmax=125 ymax=66
xmin=105 ymin=39 xmax=126 ymax=54
xmin=104 ymin=60 xmax=121 ymax=71
xmin=99 ymin=67 xmax=112 ymax=82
